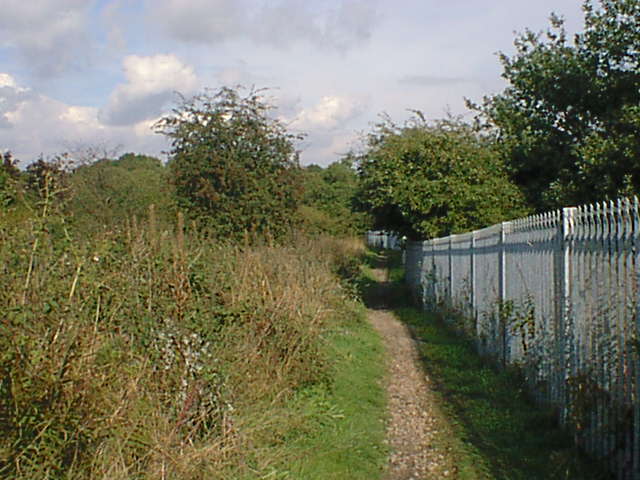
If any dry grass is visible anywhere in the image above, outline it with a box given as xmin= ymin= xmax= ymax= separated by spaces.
xmin=0 ymin=199 xmax=366 ymax=479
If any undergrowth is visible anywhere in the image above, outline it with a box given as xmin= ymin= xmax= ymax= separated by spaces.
xmin=0 ymin=185 xmax=383 ymax=479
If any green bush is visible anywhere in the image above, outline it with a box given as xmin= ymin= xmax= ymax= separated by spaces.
xmin=67 ymin=153 xmax=172 ymax=230
xmin=299 ymin=159 xmax=371 ymax=236
xmin=156 ymin=87 xmax=303 ymax=239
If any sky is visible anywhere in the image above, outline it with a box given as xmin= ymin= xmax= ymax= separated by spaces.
xmin=0 ymin=0 xmax=586 ymax=167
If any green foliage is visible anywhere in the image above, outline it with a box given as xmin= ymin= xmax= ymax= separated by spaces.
xmin=156 ymin=87 xmax=303 ymax=239
xmin=67 ymin=153 xmax=171 ymax=229
xmin=356 ymin=114 xmax=527 ymax=239
xmin=0 ymin=152 xmax=21 ymax=208
xmin=299 ymin=158 xmax=371 ymax=235
xmin=25 ymin=156 xmax=69 ymax=202
xmin=472 ymin=0 xmax=640 ymax=210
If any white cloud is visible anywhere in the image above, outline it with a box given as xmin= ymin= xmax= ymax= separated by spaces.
xmin=99 ymin=54 xmax=199 ymax=126
xmin=133 ymin=116 xmax=162 ymax=138
xmin=0 ymin=0 xmax=91 ymax=76
xmin=292 ymin=95 xmax=365 ymax=131
xmin=299 ymin=129 xmax=359 ymax=166
xmin=0 ymin=75 xmax=168 ymax=164
xmin=0 ymin=74 xmax=19 ymax=89
xmin=0 ymin=73 xmax=34 ymax=129
xmin=59 ymin=106 xmax=103 ymax=132
xmin=287 ymin=94 xmax=368 ymax=165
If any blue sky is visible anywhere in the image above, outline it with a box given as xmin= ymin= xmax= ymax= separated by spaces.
xmin=0 ymin=0 xmax=585 ymax=166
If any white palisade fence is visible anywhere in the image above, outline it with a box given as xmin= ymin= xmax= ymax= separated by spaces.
xmin=366 ymin=230 xmax=402 ymax=250
xmin=403 ymin=198 xmax=640 ymax=479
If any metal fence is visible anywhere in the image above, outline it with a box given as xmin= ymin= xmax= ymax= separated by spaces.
xmin=404 ymin=198 xmax=640 ymax=479
xmin=366 ymin=230 xmax=402 ymax=250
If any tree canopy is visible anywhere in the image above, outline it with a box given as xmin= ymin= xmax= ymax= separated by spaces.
xmin=298 ymin=157 xmax=371 ymax=235
xmin=472 ymin=0 xmax=640 ymax=210
xmin=156 ymin=87 xmax=303 ymax=238
xmin=68 ymin=153 xmax=170 ymax=229
xmin=356 ymin=115 xmax=527 ymax=240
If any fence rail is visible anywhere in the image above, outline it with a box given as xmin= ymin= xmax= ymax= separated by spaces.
xmin=381 ymin=198 xmax=640 ymax=479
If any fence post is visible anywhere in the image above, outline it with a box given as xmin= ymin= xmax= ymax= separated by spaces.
xmin=471 ymin=230 xmax=476 ymax=322
xmin=420 ymin=240 xmax=431 ymax=308
xmin=633 ymin=196 xmax=640 ymax=479
xmin=499 ymin=223 xmax=508 ymax=304
xmin=558 ymin=207 xmax=576 ymax=423
xmin=499 ymin=222 xmax=510 ymax=367
xmin=449 ymin=235 xmax=454 ymax=306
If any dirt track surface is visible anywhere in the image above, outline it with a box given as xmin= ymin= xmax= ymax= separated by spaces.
xmin=368 ymin=267 xmax=459 ymax=480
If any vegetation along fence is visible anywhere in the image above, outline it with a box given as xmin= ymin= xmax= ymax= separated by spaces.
xmin=398 ymin=198 xmax=640 ymax=478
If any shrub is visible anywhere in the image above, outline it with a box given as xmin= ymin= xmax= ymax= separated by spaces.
xmin=156 ymin=87 xmax=303 ymax=239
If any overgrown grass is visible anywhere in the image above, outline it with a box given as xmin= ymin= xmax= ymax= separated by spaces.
xmin=0 ymin=188 xmax=387 ymax=479
xmin=382 ymin=250 xmax=609 ymax=480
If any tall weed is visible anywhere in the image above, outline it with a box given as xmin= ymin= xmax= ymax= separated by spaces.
xmin=0 ymin=201 xmax=364 ymax=478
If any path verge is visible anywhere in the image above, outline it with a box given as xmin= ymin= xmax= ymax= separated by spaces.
xmin=371 ymin=249 xmax=609 ymax=480
xmin=365 ymin=257 xmax=488 ymax=480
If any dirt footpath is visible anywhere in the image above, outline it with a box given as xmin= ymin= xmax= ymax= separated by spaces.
xmin=368 ymin=267 xmax=460 ymax=480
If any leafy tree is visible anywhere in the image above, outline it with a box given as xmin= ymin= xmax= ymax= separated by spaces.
xmin=68 ymin=153 xmax=170 ymax=229
xmin=356 ymin=115 xmax=527 ymax=240
xmin=156 ymin=87 xmax=303 ymax=238
xmin=472 ymin=0 xmax=640 ymax=209
xmin=299 ymin=157 xmax=371 ymax=235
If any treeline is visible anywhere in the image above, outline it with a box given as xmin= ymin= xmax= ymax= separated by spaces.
xmin=356 ymin=0 xmax=640 ymax=239
xmin=1 ymin=153 xmax=365 ymax=238
xmin=1 ymin=88 xmax=367 ymax=239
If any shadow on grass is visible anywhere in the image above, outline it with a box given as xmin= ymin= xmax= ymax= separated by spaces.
xmin=374 ymin=249 xmax=611 ymax=480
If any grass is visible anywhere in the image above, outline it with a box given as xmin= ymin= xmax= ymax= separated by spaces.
xmin=281 ymin=313 xmax=387 ymax=479
xmin=379 ymin=249 xmax=610 ymax=480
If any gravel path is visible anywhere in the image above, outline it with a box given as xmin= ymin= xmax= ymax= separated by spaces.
xmin=368 ymin=267 xmax=460 ymax=480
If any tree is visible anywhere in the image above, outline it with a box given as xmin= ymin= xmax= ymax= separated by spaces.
xmin=471 ymin=0 xmax=640 ymax=210
xmin=68 ymin=153 xmax=170 ymax=229
xmin=299 ymin=157 xmax=371 ymax=235
xmin=356 ymin=115 xmax=527 ymax=240
xmin=156 ymin=87 xmax=303 ymax=238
